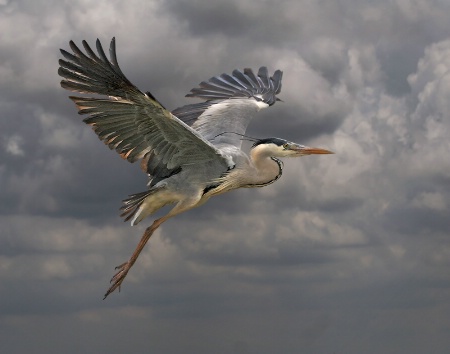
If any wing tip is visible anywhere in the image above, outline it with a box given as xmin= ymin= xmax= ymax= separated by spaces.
xmin=186 ymin=66 xmax=283 ymax=105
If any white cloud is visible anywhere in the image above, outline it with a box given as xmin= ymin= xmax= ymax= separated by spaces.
xmin=4 ymin=135 xmax=24 ymax=156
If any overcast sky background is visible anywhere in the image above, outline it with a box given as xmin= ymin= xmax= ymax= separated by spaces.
xmin=1 ymin=0 xmax=450 ymax=353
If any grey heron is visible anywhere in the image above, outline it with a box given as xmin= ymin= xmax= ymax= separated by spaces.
xmin=58 ymin=38 xmax=333 ymax=299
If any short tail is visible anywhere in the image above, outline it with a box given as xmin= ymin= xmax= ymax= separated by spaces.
xmin=120 ymin=185 xmax=173 ymax=226
xmin=120 ymin=191 xmax=153 ymax=222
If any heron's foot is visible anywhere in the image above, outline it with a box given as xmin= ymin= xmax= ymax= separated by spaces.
xmin=103 ymin=261 xmax=131 ymax=299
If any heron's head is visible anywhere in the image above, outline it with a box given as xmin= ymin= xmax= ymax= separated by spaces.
xmin=251 ymin=137 xmax=333 ymax=158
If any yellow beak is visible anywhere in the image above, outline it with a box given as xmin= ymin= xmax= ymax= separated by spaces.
xmin=297 ymin=146 xmax=334 ymax=155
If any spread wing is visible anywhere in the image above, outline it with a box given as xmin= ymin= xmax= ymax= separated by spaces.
xmin=172 ymin=67 xmax=283 ymax=148
xmin=58 ymin=38 xmax=231 ymax=183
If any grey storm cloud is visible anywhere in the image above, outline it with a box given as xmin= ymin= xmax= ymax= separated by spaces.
xmin=1 ymin=0 xmax=450 ymax=353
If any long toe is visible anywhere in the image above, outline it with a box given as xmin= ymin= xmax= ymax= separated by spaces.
xmin=114 ymin=261 xmax=128 ymax=270
xmin=103 ymin=262 xmax=131 ymax=299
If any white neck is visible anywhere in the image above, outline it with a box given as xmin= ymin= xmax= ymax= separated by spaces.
xmin=202 ymin=144 xmax=283 ymax=197
xmin=247 ymin=145 xmax=283 ymax=187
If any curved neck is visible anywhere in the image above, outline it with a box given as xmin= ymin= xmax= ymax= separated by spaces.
xmin=247 ymin=146 xmax=283 ymax=187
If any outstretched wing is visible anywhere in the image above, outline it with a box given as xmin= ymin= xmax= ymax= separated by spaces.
xmin=172 ymin=67 xmax=283 ymax=148
xmin=58 ymin=38 xmax=231 ymax=183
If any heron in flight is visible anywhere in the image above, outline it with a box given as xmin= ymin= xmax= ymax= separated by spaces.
xmin=58 ymin=38 xmax=333 ymax=298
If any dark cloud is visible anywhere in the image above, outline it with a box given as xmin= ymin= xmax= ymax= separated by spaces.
xmin=2 ymin=0 xmax=450 ymax=353
xmin=165 ymin=0 xmax=299 ymax=43
xmin=383 ymin=206 xmax=450 ymax=234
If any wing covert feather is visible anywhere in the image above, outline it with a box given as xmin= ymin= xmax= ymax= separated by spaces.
xmin=172 ymin=66 xmax=283 ymax=147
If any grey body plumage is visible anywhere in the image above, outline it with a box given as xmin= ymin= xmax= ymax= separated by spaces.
xmin=59 ymin=38 xmax=333 ymax=298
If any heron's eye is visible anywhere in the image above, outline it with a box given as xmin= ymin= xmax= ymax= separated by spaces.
xmin=283 ymin=143 xmax=289 ymax=149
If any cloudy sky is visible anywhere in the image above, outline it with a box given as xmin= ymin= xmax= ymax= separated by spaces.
xmin=1 ymin=0 xmax=450 ymax=353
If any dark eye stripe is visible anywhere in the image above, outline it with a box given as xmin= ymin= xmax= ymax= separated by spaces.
xmin=252 ymin=137 xmax=287 ymax=148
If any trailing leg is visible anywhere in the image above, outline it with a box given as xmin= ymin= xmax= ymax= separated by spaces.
xmin=103 ymin=216 xmax=167 ymax=299
xmin=103 ymin=196 xmax=201 ymax=299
